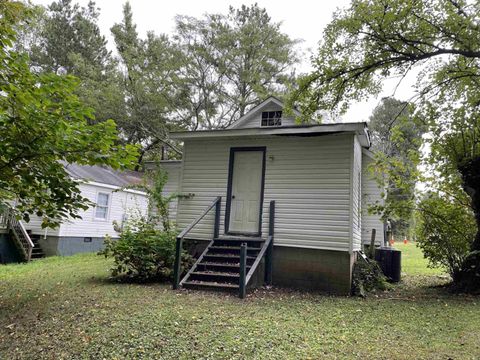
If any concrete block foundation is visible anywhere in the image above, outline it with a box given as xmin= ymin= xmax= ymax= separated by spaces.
xmin=272 ymin=246 xmax=355 ymax=295
xmin=184 ymin=241 xmax=356 ymax=295
xmin=38 ymin=236 xmax=108 ymax=256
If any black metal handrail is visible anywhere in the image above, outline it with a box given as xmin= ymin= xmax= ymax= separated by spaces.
xmin=238 ymin=200 xmax=275 ymax=298
xmin=239 ymin=243 xmax=247 ymax=299
xmin=173 ymin=196 xmax=221 ymax=289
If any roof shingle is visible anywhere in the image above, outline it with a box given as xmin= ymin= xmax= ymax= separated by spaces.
xmin=63 ymin=163 xmax=144 ymax=188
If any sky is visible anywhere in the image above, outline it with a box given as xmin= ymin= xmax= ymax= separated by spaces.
xmin=31 ymin=0 xmax=418 ymax=123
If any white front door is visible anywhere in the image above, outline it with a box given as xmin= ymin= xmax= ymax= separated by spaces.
xmin=228 ymin=150 xmax=264 ymax=234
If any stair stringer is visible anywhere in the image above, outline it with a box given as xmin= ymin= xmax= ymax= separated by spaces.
xmin=179 ymin=239 xmax=215 ymax=287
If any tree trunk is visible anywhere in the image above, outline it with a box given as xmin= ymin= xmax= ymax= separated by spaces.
xmin=456 ymin=156 xmax=480 ymax=293
xmin=135 ymin=150 xmax=145 ymax=171
xmin=458 ymin=156 xmax=480 ymax=251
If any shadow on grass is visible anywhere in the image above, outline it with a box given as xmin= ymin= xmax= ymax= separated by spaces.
xmin=83 ymin=268 xmax=468 ymax=305
xmin=85 ymin=274 xmax=172 ymax=287
xmin=370 ymin=274 xmax=479 ymax=302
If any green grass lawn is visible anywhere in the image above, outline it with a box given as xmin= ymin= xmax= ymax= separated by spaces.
xmin=1 ymin=245 xmax=479 ymax=360
xmin=394 ymin=241 xmax=445 ymax=276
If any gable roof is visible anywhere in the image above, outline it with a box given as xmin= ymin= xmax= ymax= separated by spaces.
xmin=63 ymin=163 xmax=144 ymax=188
xmin=171 ymin=122 xmax=371 ymax=148
xmin=228 ymin=96 xmax=301 ymax=129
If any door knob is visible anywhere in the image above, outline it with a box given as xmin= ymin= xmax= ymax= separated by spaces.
xmin=232 ymin=195 xmax=236 ymax=199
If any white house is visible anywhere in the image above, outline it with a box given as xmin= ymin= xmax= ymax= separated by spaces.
xmin=0 ymin=161 xmax=189 ymax=263
xmin=23 ymin=164 xmax=149 ymax=258
xmin=168 ymin=96 xmax=385 ymax=294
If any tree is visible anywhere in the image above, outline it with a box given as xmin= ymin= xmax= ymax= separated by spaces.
xmin=0 ymin=1 xmax=138 ymax=227
xmin=416 ymin=192 xmax=475 ymax=281
xmin=174 ymin=4 xmax=300 ymax=129
xmin=29 ymin=0 xmax=109 ymax=75
xmin=368 ymin=97 xmax=425 ymax=239
xmin=288 ymin=0 xmax=480 ymax=291
xmin=11 ymin=3 xmax=45 ymax=55
xmin=111 ymin=2 xmax=185 ymax=166
xmin=224 ymin=5 xmax=299 ymax=119
xmin=21 ymin=0 xmax=125 ymax=125
xmin=173 ymin=14 xmax=229 ymax=130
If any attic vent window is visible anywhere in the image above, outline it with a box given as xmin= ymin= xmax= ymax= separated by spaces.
xmin=261 ymin=111 xmax=282 ymax=127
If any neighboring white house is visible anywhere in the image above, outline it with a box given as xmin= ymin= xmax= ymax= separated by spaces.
xmin=167 ymin=96 xmax=385 ymax=294
xmin=0 ymin=161 xmax=185 ymax=262
xmin=24 ymin=163 xmax=149 ymax=257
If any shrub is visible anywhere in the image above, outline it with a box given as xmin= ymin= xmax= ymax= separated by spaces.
xmin=415 ymin=193 xmax=475 ymax=281
xmin=352 ymin=259 xmax=391 ymax=297
xmin=99 ymin=216 xmax=193 ymax=282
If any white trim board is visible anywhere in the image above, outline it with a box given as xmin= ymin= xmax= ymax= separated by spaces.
xmin=78 ymin=180 xmax=147 ymax=196
xmin=171 ymin=122 xmax=371 ymax=148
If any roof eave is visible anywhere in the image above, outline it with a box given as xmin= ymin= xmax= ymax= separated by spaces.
xmin=171 ymin=122 xmax=371 ymax=147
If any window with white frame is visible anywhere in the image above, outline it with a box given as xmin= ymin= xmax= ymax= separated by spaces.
xmin=95 ymin=192 xmax=110 ymax=220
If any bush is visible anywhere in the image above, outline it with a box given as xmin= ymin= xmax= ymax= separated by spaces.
xmin=416 ymin=194 xmax=475 ymax=281
xmin=99 ymin=217 xmax=193 ymax=282
xmin=352 ymin=259 xmax=391 ymax=297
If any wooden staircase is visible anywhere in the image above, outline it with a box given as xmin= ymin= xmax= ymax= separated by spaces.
xmin=1 ymin=208 xmax=35 ymax=261
xmin=181 ymin=236 xmax=264 ymax=292
xmin=30 ymin=235 xmax=46 ymax=260
xmin=173 ymin=198 xmax=275 ymax=298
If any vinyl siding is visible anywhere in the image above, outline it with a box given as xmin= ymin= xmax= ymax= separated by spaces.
xmin=23 ymin=215 xmax=60 ymax=237
xmin=58 ymin=183 xmax=148 ymax=238
xmin=176 ymin=134 xmax=354 ymax=252
xmin=351 ymin=135 xmax=362 ymax=252
xmin=160 ymin=161 xmax=182 ymax=222
xmin=361 ymin=152 xmax=385 ymax=246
